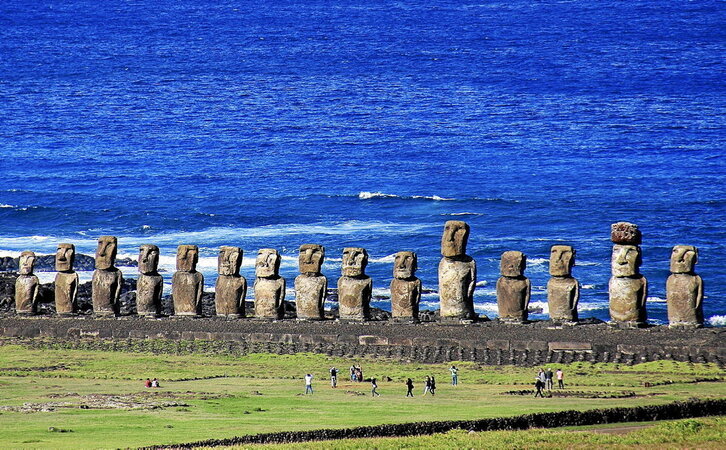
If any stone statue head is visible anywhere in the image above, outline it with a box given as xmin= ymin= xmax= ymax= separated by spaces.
xmin=611 ymin=244 xmax=641 ymax=277
xmin=138 ymin=244 xmax=160 ymax=275
xmin=55 ymin=243 xmax=75 ymax=272
xmin=549 ymin=245 xmax=575 ymax=277
xmin=176 ymin=245 xmax=199 ymax=272
xmin=255 ymin=248 xmax=280 ymax=278
xmin=670 ymin=245 xmax=698 ymax=274
xmin=611 ymin=222 xmax=641 ymax=245
xmin=441 ymin=220 xmax=470 ymax=257
xmin=393 ymin=251 xmax=417 ymax=279
xmin=501 ymin=251 xmax=526 ymax=277
xmin=218 ymin=246 xmax=243 ymax=276
xmin=342 ymin=247 xmax=368 ymax=277
xmin=19 ymin=251 xmax=36 ymax=275
xmin=298 ymin=244 xmax=324 ymax=275
xmin=95 ymin=235 xmax=118 ymax=270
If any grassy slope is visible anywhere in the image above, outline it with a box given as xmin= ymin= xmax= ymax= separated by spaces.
xmin=0 ymin=343 xmax=722 ymax=449
xmin=229 ymin=418 xmax=726 ymax=449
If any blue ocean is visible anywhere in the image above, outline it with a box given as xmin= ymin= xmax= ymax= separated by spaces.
xmin=0 ymin=0 xmax=724 ymax=325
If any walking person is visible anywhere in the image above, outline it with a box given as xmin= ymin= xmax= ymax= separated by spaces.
xmin=405 ymin=378 xmax=414 ymax=397
xmin=556 ymin=368 xmax=565 ymax=389
xmin=534 ymin=369 xmax=545 ymax=398
xmin=430 ymin=376 xmax=436 ymax=396
xmin=422 ymin=376 xmax=431 ymax=396
xmin=450 ymin=365 xmax=458 ymax=386
xmin=304 ymin=373 xmax=314 ymax=394
xmin=330 ymin=367 xmax=338 ymax=388
xmin=371 ymin=377 xmax=380 ymax=397
xmin=545 ymin=368 xmax=553 ymax=390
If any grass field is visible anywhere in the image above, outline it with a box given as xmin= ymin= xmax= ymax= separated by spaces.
xmin=0 ymin=341 xmax=723 ymax=448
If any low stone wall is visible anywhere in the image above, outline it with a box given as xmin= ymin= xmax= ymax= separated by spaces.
xmin=1 ymin=317 xmax=723 ymax=366
xmin=139 ymin=398 xmax=726 ymax=448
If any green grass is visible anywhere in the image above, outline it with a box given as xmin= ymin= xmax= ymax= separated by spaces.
xmin=226 ymin=417 xmax=726 ymax=449
xmin=0 ymin=342 xmax=723 ymax=449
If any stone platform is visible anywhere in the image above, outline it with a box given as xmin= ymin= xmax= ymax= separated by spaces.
xmin=0 ymin=317 xmax=723 ymax=366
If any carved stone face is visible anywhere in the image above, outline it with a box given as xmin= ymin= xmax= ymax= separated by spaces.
xmin=95 ymin=235 xmax=118 ymax=270
xmin=611 ymin=244 xmax=641 ymax=277
xmin=138 ymin=244 xmax=160 ymax=275
xmin=393 ymin=251 xmax=417 ymax=279
xmin=501 ymin=251 xmax=526 ymax=277
xmin=19 ymin=251 xmax=36 ymax=275
xmin=55 ymin=243 xmax=75 ymax=272
xmin=176 ymin=245 xmax=199 ymax=272
xmin=218 ymin=246 xmax=242 ymax=276
xmin=256 ymin=248 xmax=280 ymax=278
xmin=298 ymin=244 xmax=324 ymax=274
xmin=611 ymin=222 xmax=641 ymax=245
xmin=441 ymin=220 xmax=470 ymax=257
xmin=342 ymin=247 xmax=368 ymax=277
xmin=549 ymin=245 xmax=575 ymax=277
xmin=670 ymin=245 xmax=697 ymax=274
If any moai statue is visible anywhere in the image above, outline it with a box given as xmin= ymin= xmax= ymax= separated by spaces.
xmin=253 ymin=248 xmax=285 ymax=319
xmin=390 ymin=251 xmax=421 ymax=323
xmin=215 ymin=246 xmax=247 ymax=318
xmin=172 ymin=245 xmax=204 ymax=317
xmin=54 ymin=243 xmax=78 ymax=316
xmin=609 ymin=222 xmax=647 ymax=326
xmin=15 ymin=251 xmax=39 ymax=315
xmin=547 ymin=245 xmax=579 ymax=323
xmin=496 ymin=251 xmax=531 ymax=323
xmin=438 ymin=221 xmax=476 ymax=322
xmin=92 ymin=235 xmax=123 ymax=317
xmin=137 ymin=244 xmax=163 ymax=317
xmin=337 ymin=247 xmax=372 ymax=321
xmin=294 ymin=244 xmax=327 ymax=320
xmin=666 ymin=245 xmax=704 ymax=327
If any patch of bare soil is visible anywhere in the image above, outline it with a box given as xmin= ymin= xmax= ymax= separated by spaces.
xmin=0 ymin=391 xmax=231 ymax=412
xmin=571 ymin=424 xmax=654 ymax=435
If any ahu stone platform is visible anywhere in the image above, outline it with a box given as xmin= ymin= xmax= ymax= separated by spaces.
xmin=0 ymin=317 xmax=723 ymax=366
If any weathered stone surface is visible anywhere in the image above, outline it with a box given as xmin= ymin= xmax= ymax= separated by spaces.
xmin=137 ymin=245 xmax=162 ymax=317
xmin=390 ymin=251 xmax=421 ymax=321
xmin=496 ymin=251 xmax=530 ymax=323
xmin=172 ymin=245 xmax=204 ymax=316
xmin=15 ymin=251 xmax=39 ymax=314
xmin=54 ymin=243 xmax=77 ymax=315
xmin=611 ymin=222 xmax=642 ymax=245
xmin=438 ymin=257 xmax=476 ymax=321
xmin=295 ymin=275 xmax=327 ymax=320
xmin=609 ymin=243 xmax=647 ymax=325
xmin=215 ymin=246 xmax=247 ymax=318
xmin=254 ymin=249 xmax=285 ymax=319
xmin=609 ymin=277 xmax=647 ymax=324
xmin=298 ymin=244 xmax=324 ymax=275
xmin=547 ymin=245 xmax=579 ymax=322
xmin=91 ymin=236 xmax=122 ymax=317
xmin=440 ymin=220 xmax=469 ymax=258
xmin=338 ymin=248 xmax=371 ymax=321
xmin=667 ymin=245 xmax=703 ymax=327
xmin=295 ymin=244 xmax=326 ymax=320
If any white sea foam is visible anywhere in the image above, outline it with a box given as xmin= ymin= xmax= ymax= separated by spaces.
xmin=707 ymin=315 xmax=726 ymax=327
xmin=475 ymin=280 xmax=488 ymax=287
xmin=369 ymin=253 xmax=396 ymax=264
xmin=0 ymin=204 xmax=13 ymax=208
xmin=446 ymin=212 xmax=483 ymax=216
xmin=581 ymin=284 xmax=596 ymax=289
xmin=358 ymin=191 xmax=453 ymax=201
xmin=647 ymin=296 xmax=666 ymax=303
